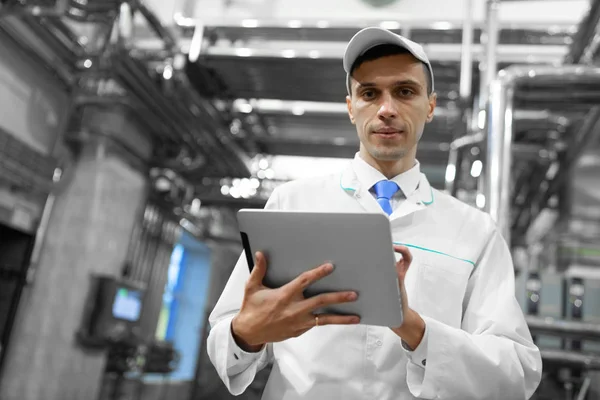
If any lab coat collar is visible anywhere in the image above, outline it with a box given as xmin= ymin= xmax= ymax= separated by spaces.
xmin=340 ymin=157 xmax=434 ymax=205
xmin=351 ymin=153 xmax=422 ymax=199
xmin=340 ymin=158 xmax=434 ymax=219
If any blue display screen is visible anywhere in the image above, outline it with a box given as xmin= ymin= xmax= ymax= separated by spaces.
xmin=112 ymin=288 xmax=142 ymax=321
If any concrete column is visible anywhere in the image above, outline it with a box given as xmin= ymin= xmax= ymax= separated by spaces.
xmin=0 ymin=105 xmax=152 ymax=400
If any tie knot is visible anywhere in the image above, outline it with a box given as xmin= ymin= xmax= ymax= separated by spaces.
xmin=373 ymin=180 xmax=400 ymax=200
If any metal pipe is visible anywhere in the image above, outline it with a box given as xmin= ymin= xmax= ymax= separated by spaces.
xmin=565 ymin=0 xmax=600 ymax=64
xmin=450 ymin=131 xmax=485 ymax=150
xmin=541 ymin=349 xmax=600 ymax=370
xmin=484 ymin=65 xmax=600 ymax=241
xmin=485 ymin=78 xmax=507 ymax=235
xmin=576 ymin=375 xmax=592 ymax=400
xmin=534 ymin=106 xmax=600 ymax=210
xmin=527 ymin=316 xmax=600 ymax=341
xmin=478 ymin=0 xmax=501 ymax=129
xmin=459 ymin=0 xmax=474 ymax=103
xmin=580 ymin=22 xmax=600 ymax=64
xmin=136 ymin=0 xmax=177 ymax=54
xmin=26 ymin=193 xmax=56 ymax=284
xmin=117 ymin=2 xmax=133 ymax=47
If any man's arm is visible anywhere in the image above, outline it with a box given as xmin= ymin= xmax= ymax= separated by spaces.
xmin=206 ymin=252 xmax=274 ymax=396
xmin=404 ymin=223 xmax=543 ymax=400
xmin=206 ymin=187 xmax=360 ymax=396
xmin=205 ymin=189 xmax=283 ymax=395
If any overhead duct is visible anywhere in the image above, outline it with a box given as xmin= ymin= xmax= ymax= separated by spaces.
xmin=110 ymin=52 xmax=251 ymax=177
xmin=565 ymin=0 xmax=600 ymax=64
xmin=485 ymin=65 xmax=600 ymax=243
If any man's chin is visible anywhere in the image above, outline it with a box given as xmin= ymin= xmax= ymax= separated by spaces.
xmin=371 ymin=148 xmax=407 ymax=161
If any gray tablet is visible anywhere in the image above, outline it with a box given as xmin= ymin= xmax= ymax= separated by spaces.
xmin=237 ymin=209 xmax=403 ymax=327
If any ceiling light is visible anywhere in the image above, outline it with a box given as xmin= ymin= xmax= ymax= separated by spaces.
xmin=431 ymin=21 xmax=453 ymax=30
xmin=258 ymin=158 xmax=269 ymax=170
xmin=316 ymin=20 xmax=330 ymax=28
xmin=292 ymin=106 xmax=305 ymax=116
xmin=238 ymin=103 xmax=253 ymax=114
xmin=83 ymin=59 xmax=92 ymax=68
xmin=281 ymin=50 xmax=296 ymax=58
xmin=288 ymin=20 xmax=302 ymax=28
xmin=477 ymin=110 xmax=486 ymax=130
xmin=163 ymin=65 xmax=173 ymax=80
xmin=309 ymin=50 xmax=320 ymax=59
xmin=241 ymin=19 xmax=259 ymax=28
xmin=380 ymin=21 xmax=400 ymax=30
xmin=154 ymin=178 xmax=170 ymax=192
xmin=445 ymin=164 xmax=456 ymax=183
xmin=230 ymin=187 xmax=241 ymax=198
xmin=190 ymin=198 xmax=201 ymax=214
xmin=235 ymin=48 xmax=253 ymax=57
xmin=470 ymin=160 xmax=483 ymax=178
xmin=476 ymin=194 xmax=486 ymax=209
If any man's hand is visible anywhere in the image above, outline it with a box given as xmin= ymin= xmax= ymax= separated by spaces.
xmin=391 ymin=245 xmax=426 ymax=350
xmin=231 ymin=251 xmax=361 ymax=352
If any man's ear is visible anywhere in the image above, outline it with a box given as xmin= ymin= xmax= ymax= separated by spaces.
xmin=426 ymin=92 xmax=437 ymax=123
xmin=346 ymin=95 xmax=355 ymax=124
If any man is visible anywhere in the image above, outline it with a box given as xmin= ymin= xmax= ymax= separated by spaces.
xmin=207 ymin=27 xmax=542 ymax=399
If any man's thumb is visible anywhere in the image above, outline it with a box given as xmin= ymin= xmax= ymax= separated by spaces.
xmin=248 ymin=251 xmax=267 ymax=287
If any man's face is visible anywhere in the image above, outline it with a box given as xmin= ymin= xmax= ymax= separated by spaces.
xmin=346 ymin=53 xmax=436 ymax=162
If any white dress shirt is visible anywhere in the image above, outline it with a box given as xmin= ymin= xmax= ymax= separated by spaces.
xmin=206 ymin=153 xmax=543 ymax=400
xmin=352 ymin=153 xmax=422 ymax=214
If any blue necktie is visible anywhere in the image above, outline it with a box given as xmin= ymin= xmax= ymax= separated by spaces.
xmin=373 ymin=180 xmax=400 ymax=216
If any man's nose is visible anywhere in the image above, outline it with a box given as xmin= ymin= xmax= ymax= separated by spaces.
xmin=377 ymin=93 xmax=398 ymax=120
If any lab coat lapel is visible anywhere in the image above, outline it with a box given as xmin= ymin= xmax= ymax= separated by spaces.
xmin=339 ymin=164 xmax=387 ymax=215
xmin=389 ymin=200 xmax=424 ymax=220
xmin=340 ymin=166 xmax=436 ymax=218
xmin=389 ymin=173 xmax=434 ymax=221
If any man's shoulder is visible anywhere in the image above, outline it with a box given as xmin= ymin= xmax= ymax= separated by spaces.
xmin=431 ymin=188 xmax=496 ymax=231
xmin=274 ymin=172 xmax=340 ymax=197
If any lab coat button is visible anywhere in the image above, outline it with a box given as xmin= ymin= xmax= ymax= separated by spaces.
xmin=375 ymin=340 xmax=382 ymax=346
xmin=421 ymin=359 xmax=426 ymax=366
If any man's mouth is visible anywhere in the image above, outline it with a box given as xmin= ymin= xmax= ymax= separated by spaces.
xmin=372 ymin=128 xmax=404 ymax=137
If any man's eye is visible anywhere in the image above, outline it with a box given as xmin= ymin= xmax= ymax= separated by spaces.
xmin=362 ymin=90 xmax=376 ymax=99
xmin=399 ymin=89 xmax=414 ymax=96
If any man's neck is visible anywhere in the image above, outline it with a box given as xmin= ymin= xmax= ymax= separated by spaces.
xmin=359 ymin=149 xmax=416 ymax=179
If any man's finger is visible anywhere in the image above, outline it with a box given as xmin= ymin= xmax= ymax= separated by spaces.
xmin=283 ymin=263 xmax=334 ymax=296
xmin=393 ymin=245 xmax=413 ymax=266
xmin=312 ymin=313 xmax=361 ymax=327
xmin=247 ymin=251 xmax=267 ymax=289
xmin=300 ymin=291 xmax=358 ymax=313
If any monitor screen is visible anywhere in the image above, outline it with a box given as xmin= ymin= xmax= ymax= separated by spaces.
xmin=112 ymin=288 xmax=142 ymax=322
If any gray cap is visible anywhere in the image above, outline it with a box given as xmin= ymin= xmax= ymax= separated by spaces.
xmin=343 ymin=27 xmax=434 ymax=94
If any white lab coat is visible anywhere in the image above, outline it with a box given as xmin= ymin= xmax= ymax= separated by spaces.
xmin=207 ymin=158 xmax=543 ymax=400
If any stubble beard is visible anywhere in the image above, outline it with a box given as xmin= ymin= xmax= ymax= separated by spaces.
xmin=369 ymin=146 xmax=408 ymax=161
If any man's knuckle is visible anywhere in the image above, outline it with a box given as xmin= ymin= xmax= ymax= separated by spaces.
xmin=315 ymin=296 xmax=326 ymax=308
xmin=274 ymin=293 xmax=287 ymax=306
